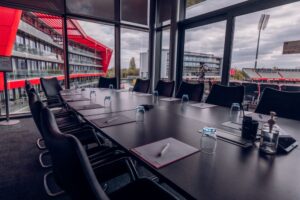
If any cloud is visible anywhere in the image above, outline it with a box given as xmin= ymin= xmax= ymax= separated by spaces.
xmin=78 ymin=20 xmax=148 ymax=69
xmin=185 ymin=1 xmax=300 ymax=69
xmin=77 ymin=1 xmax=300 ymax=71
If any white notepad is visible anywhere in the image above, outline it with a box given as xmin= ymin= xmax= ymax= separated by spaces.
xmin=134 ymin=93 xmax=153 ymax=97
xmin=160 ymin=97 xmax=181 ymax=102
xmin=189 ymin=103 xmax=217 ymax=109
xmin=131 ymin=137 xmax=199 ymax=169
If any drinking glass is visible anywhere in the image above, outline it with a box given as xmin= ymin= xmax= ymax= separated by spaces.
xmin=129 ymin=87 xmax=134 ymax=94
xmin=90 ymin=90 xmax=96 ymax=102
xmin=136 ymin=106 xmax=145 ymax=123
xmin=108 ymin=84 xmax=114 ymax=94
xmin=104 ymin=96 xmax=112 ymax=107
xmin=200 ymin=127 xmax=217 ymax=154
xmin=74 ymin=81 xmax=79 ymax=89
xmin=230 ymin=103 xmax=242 ymax=124
xmin=153 ymin=90 xmax=159 ymax=104
xmin=181 ymin=94 xmax=189 ymax=104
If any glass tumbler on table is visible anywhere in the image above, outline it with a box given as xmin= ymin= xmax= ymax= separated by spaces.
xmin=90 ymin=90 xmax=96 ymax=102
xmin=230 ymin=103 xmax=242 ymax=124
xmin=136 ymin=106 xmax=145 ymax=123
xmin=181 ymin=94 xmax=189 ymax=104
xmin=200 ymin=127 xmax=217 ymax=154
xmin=153 ymin=90 xmax=159 ymax=104
xmin=104 ymin=96 xmax=112 ymax=107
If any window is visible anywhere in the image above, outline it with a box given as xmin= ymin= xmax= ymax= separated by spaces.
xmin=0 ymin=7 xmax=65 ymax=116
xmin=67 ymin=19 xmax=114 ymax=88
xmin=230 ymin=2 xmax=300 ymax=104
xmin=121 ymin=28 xmax=149 ymax=89
xmin=160 ymin=28 xmax=171 ymax=80
xmin=184 ymin=21 xmax=226 ymax=84
xmin=186 ymin=0 xmax=248 ymax=19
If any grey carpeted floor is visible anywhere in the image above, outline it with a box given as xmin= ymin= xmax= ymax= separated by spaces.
xmin=0 ymin=118 xmax=70 ymax=200
xmin=0 ymin=117 xmax=184 ymax=200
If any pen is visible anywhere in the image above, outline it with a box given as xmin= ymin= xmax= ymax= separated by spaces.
xmin=105 ymin=117 xmax=119 ymax=124
xmin=158 ymin=143 xmax=170 ymax=157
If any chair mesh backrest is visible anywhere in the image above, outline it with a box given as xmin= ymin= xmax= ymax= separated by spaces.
xmin=28 ymin=89 xmax=45 ymax=135
xmin=133 ymin=79 xmax=150 ymax=93
xmin=259 ymin=84 xmax=280 ymax=94
xmin=155 ymin=80 xmax=175 ymax=97
xmin=281 ymin=85 xmax=300 ymax=92
xmin=98 ymin=77 xmax=117 ymax=89
xmin=175 ymin=81 xmax=204 ymax=102
xmin=242 ymin=83 xmax=259 ymax=97
xmin=255 ymin=88 xmax=300 ymax=120
xmin=206 ymin=84 xmax=244 ymax=107
xmin=40 ymin=108 xmax=109 ymax=200
xmin=40 ymin=77 xmax=62 ymax=97
xmin=229 ymin=82 xmax=241 ymax=87
xmin=25 ymin=80 xmax=32 ymax=95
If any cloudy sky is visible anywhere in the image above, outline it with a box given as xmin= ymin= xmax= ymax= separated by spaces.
xmin=78 ymin=21 xmax=148 ymax=69
xmin=79 ymin=1 xmax=300 ymax=70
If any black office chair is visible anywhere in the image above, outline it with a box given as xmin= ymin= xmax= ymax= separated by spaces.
xmin=28 ymin=90 xmax=102 ymax=149
xmin=40 ymin=107 xmax=179 ymax=200
xmin=229 ymin=82 xmax=241 ymax=87
xmin=175 ymin=81 xmax=204 ymax=102
xmin=155 ymin=80 xmax=175 ymax=97
xmin=281 ymin=85 xmax=300 ymax=92
xmin=40 ymin=77 xmax=64 ymax=107
xmin=25 ymin=80 xmax=32 ymax=95
xmin=259 ymin=83 xmax=280 ymax=94
xmin=133 ymin=78 xmax=150 ymax=93
xmin=206 ymin=84 xmax=244 ymax=107
xmin=98 ymin=77 xmax=117 ymax=89
xmin=255 ymin=88 xmax=300 ymax=120
xmin=242 ymin=82 xmax=259 ymax=103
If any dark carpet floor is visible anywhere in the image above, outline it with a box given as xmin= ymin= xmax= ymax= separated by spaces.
xmin=0 ymin=117 xmax=184 ymax=200
xmin=0 ymin=118 xmax=70 ymax=200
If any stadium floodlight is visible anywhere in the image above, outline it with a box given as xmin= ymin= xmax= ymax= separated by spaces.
xmin=254 ymin=14 xmax=270 ymax=69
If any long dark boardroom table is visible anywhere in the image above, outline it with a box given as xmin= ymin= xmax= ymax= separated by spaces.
xmin=63 ymin=88 xmax=300 ymax=200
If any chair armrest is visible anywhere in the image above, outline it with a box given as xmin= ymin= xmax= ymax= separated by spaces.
xmin=93 ymin=156 xmax=139 ymax=182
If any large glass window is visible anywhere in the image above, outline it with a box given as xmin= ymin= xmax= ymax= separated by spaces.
xmin=0 ymin=7 xmax=65 ymax=116
xmin=160 ymin=28 xmax=170 ymax=80
xmin=184 ymin=21 xmax=226 ymax=85
xmin=186 ymin=0 xmax=247 ymax=19
xmin=230 ymin=2 xmax=300 ymax=105
xmin=121 ymin=28 xmax=149 ymax=89
xmin=67 ymin=19 xmax=114 ymax=89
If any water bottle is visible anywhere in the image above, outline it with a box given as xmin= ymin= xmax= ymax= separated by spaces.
xmin=259 ymin=112 xmax=280 ymax=154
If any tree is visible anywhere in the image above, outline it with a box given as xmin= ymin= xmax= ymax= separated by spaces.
xmin=127 ymin=57 xmax=139 ymax=76
xmin=231 ymin=69 xmax=247 ymax=80
xmin=106 ymin=67 xmax=115 ymax=78
xmin=186 ymin=0 xmax=202 ymax=7
xmin=129 ymin=57 xmax=136 ymax=70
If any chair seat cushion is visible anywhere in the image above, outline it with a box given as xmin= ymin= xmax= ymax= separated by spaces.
xmin=109 ymin=178 xmax=178 ymax=200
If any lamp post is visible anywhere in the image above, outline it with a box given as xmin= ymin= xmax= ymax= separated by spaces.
xmin=254 ymin=14 xmax=270 ymax=69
